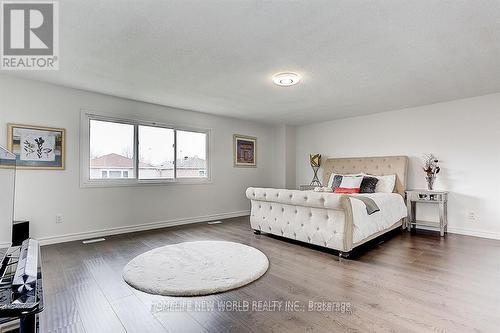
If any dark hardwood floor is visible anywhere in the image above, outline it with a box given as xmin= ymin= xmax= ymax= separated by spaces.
xmin=40 ymin=216 xmax=500 ymax=333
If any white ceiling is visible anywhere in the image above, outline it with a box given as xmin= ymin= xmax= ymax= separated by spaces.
xmin=6 ymin=0 xmax=500 ymax=125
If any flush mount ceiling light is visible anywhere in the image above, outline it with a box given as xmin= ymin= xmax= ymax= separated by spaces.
xmin=272 ymin=72 xmax=300 ymax=87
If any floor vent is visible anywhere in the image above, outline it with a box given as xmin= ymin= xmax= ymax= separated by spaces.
xmin=207 ymin=221 xmax=223 ymax=225
xmin=82 ymin=238 xmax=106 ymax=244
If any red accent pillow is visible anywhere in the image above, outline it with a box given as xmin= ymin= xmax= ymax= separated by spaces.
xmin=335 ymin=187 xmax=361 ymax=194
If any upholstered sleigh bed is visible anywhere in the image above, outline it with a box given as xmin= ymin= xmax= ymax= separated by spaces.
xmin=246 ymin=156 xmax=409 ymax=257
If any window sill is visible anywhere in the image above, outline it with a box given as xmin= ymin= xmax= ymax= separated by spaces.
xmin=80 ymin=178 xmax=213 ymax=188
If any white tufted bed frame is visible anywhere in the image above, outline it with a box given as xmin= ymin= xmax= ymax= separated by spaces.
xmin=246 ymin=156 xmax=409 ymax=257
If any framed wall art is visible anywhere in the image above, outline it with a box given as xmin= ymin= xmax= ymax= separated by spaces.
xmin=233 ymin=134 xmax=256 ymax=167
xmin=7 ymin=124 xmax=66 ymax=170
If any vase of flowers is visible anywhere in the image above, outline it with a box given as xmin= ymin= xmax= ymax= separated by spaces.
xmin=423 ymin=154 xmax=440 ymax=190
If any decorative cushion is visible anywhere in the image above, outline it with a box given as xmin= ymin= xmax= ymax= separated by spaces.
xmin=360 ymin=176 xmax=379 ymax=193
xmin=328 ymin=173 xmax=362 ymax=188
xmin=327 ymin=173 xmax=339 ymax=188
xmin=330 ymin=174 xmax=343 ymax=191
xmin=334 ymin=176 xmax=363 ymax=194
xmin=363 ymin=174 xmax=396 ymax=193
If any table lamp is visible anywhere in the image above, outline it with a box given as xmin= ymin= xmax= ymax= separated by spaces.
xmin=309 ymin=154 xmax=321 ymax=186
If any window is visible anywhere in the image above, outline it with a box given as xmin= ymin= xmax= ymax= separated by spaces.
xmin=82 ymin=112 xmax=210 ymax=186
xmin=109 ymin=170 xmax=122 ymax=178
xmin=176 ymin=130 xmax=207 ymax=179
xmin=138 ymin=125 xmax=174 ymax=180
xmin=90 ymin=119 xmax=134 ymax=180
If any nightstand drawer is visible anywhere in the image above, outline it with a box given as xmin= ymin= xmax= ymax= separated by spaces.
xmin=408 ymin=191 xmax=447 ymax=203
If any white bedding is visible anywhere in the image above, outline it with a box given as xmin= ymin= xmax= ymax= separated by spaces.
xmin=348 ymin=193 xmax=407 ymax=244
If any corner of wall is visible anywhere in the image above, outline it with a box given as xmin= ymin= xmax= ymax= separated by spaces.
xmin=272 ymin=124 xmax=296 ymax=189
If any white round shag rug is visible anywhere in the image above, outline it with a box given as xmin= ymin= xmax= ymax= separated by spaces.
xmin=122 ymin=241 xmax=269 ymax=296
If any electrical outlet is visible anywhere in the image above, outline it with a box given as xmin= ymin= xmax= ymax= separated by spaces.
xmin=467 ymin=211 xmax=476 ymax=222
xmin=56 ymin=214 xmax=64 ymax=224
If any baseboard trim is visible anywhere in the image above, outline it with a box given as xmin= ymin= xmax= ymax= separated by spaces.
xmin=0 ymin=242 xmax=11 ymax=248
xmin=447 ymin=226 xmax=500 ymax=240
xmin=414 ymin=225 xmax=500 ymax=240
xmin=38 ymin=210 xmax=250 ymax=246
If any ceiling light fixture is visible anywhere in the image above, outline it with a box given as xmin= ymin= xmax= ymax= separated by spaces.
xmin=272 ymin=72 xmax=300 ymax=87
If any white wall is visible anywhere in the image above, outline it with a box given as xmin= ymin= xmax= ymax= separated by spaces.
xmin=296 ymin=93 xmax=500 ymax=239
xmin=4 ymin=74 xmax=498 ymax=243
xmin=285 ymin=126 xmax=296 ymax=190
xmin=273 ymin=125 xmax=296 ymax=190
xmin=0 ymin=75 xmax=277 ymax=243
xmin=0 ymin=157 xmax=15 ymax=248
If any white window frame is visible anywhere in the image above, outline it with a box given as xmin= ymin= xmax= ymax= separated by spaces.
xmin=80 ymin=110 xmax=212 ymax=188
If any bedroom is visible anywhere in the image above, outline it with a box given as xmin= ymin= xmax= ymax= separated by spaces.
xmin=0 ymin=1 xmax=499 ymax=332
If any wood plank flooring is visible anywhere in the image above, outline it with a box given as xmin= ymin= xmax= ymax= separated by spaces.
xmin=39 ymin=216 xmax=500 ymax=333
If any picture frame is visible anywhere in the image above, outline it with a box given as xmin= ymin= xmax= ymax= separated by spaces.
xmin=7 ymin=123 xmax=66 ymax=170
xmin=233 ymin=134 xmax=257 ymax=167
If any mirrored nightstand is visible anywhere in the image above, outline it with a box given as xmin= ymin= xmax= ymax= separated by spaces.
xmin=406 ymin=189 xmax=448 ymax=236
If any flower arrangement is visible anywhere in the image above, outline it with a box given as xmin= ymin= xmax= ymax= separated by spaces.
xmin=423 ymin=154 xmax=440 ymax=190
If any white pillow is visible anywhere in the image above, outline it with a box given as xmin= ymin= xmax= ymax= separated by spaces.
xmin=334 ymin=176 xmax=363 ymax=194
xmin=363 ymin=173 xmax=396 ymax=193
xmin=327 ymin=173 xmax=362 ymax=188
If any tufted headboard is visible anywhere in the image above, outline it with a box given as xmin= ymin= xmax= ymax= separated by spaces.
xmin=321 ymin=156 xmax=409 ymax=197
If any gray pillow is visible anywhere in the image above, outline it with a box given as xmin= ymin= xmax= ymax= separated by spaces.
xmin=360 ymin=176 xmax=379 ymax=193
xmin=331 ymin=175 xmax=343 ymax=191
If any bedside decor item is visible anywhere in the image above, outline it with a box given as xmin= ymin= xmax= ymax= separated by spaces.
xmin=7 ymin=124 xmax=65 ymax=170
xmin=233 ymin=134 xmax=256 ymax=167
xmin=423 ymin=154 xmax=440 ymax=190
xmin=123 ymin=241 xmax=269 ymax=296
xmin=309 ymin=153 xmax=321 ymax=186
xmin=406 ymin=189 xmax=448 ymax=236
xmin=313 ymin=186 xmax=333 ymax=192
